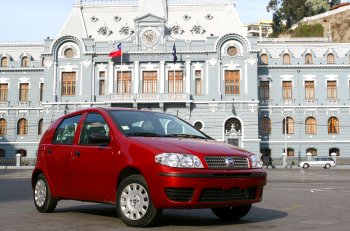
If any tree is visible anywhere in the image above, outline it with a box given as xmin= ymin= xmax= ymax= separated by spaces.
xmin=305 ymin=0 xmax=330 ymax=17
xmin=267 ymin=0 xmax=338 ymax=34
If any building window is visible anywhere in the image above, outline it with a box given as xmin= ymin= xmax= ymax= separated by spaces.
xmin=19 ymin=83 xmax=29 ymax=101
xmin=327 ymin=81 xmax=337 ymax=99
xmin=260 ymin=117 xmax=271 ymax=134
xmin=283 ymin=54 xmax=291 ymax=64
xmin=306 ymin=148 xmax=317 ymax=156
xmin=16 ymin=149 xmax=27 ymax=157
xmin=305 ymin=81 xmax=315 ymax=100
xmin=62 ymin=72 xmax=76 ymax=96
xmin=38 ymin=118 xmax=43 ymax=135
xmin=305 ymin=53 xmax=313 ymax=64
xmin=194 ymin=121 xmax=203 ymax=130
xmin=305 ymin=117 xmax=317 ymax=134
xmin=283 ymin=117 xmax=294 ymax=134
xmin=1 ymin=57 xmax=9 ymax=67
xmin=227 ymin=46 xmax=238 ymax=56
xmin=21 ymin=56 xmax=29 ymax=67
xmin=282 ymin=81 xmax=292 ymax=99
xmin=194 ymin=70 xmax=202 ymax=95
xmin=39 ymin=83 xmax=44 ymax=101
xmin=17 ymin=118 xmax=28 ymax=135
xmin=260 ymin=54 xmax=268 ymax=65
xmin=225 ymin=70 xmax=240 ymax=94
xmin=259 ymin=81 xmax=270 ymax=100
xmin=143 ymin=71 xmax=157 ymax=93
xmin=328 ymin=116 xmax=339 ymax=134
xmin=0 ymin=118 xmax=6 ymax=135
xmin=0 ymin=149 xmax=5 ymax=157
xmin=64 ymin=48 xmax=75 ymax=58
xmin=98 ymin=71 xmax=105 ymax=96
xmin=117 ymin=71 xmax=132 ymax=94
xmin=329 ymin=148 xmax=340 ymax=156
xmin=168 ymin=71 xmax=183 ymax=93
xmin=327 ymin=53 xmax=335 ymax=64
xmin=287 ymin=148 xmax=294 ymax=157
xmin=0 ymin=83 xmax=8 ymax=101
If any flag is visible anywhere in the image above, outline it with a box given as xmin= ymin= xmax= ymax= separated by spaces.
xmin=172 ymin=43 xmax=178 ymax=63
xmin=108 ymin=43 xmax=122 ymax=58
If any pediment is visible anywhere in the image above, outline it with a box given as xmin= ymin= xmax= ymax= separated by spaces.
xmin=134 ymin=13 xmax=166 ymax=24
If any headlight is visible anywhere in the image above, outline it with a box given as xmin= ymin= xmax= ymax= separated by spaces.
xmin=250 ymin=154 xmax=263 ymax=169
xmin=155 ymin=153 xmax=204 ymax=168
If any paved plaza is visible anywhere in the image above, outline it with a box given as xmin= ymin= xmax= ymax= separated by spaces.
xmin=0 ymin=168 xmax=349 ymax=231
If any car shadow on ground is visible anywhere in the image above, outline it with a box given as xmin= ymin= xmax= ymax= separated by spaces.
xmin=54 ymin=204 xmax=287 ymax=227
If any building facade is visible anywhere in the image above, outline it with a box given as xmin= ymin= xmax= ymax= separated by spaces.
xmin=0 ymin=0 xmax=349 ymax=162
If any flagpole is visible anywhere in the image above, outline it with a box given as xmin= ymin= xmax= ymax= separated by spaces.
xmin=121 ymin=47 xmax=123 ymax=97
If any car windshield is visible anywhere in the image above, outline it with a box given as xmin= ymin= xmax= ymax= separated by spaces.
xmin=109 ymin=110 xmax=209 ymax=139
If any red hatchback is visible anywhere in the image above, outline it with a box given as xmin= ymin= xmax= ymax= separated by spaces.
xmin=32 ymin=107 xmax=266 ymax=227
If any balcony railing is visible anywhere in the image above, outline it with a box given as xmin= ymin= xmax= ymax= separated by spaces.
xmin=0 ymin=101 xmax=9 ymax=107
xmin=18 ymin=101 xmax=30 ymax=107
xmin=282 ymin=99 xmax=295 ymax=104
xmin=110 ymin=93 xmax=190 ymax=101
xmin=326 ymin=98 xmax=339 ymax=104
xmin=304 ymin=99 xmax=318 ymax=105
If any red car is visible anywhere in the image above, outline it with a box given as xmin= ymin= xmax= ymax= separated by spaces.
xmin=32 ymin=107 xmax=266 ymax=227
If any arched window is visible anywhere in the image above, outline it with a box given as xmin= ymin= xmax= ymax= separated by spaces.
xmin=16 ymin=149 xmax=27 ymax=157
xmin=260 ymin=54 xmax=268 ymax=65
xmin=0 ymin=118 xmax=6 ymax=135
xmin=38 ymin=118 xmax=44 ymax=135
xmin=283 ymin=54 xmax=291 ymax=64
xmin=0 ymin=148 xmax=5 ymax=157
xmin=329 ymin=148 xmax=340 ymax=156
xmin=305 ymin=53 xmax=313 ymax=64
xmin=1 ymin=57 xmax=9 ymax=67
xmin=327 ymin=53 xmax=335 ymax=64
xmin=305 ymin=117 xmax=317 ymax=134
xmin=260 ymin=117 xmax=271 ymax=134
xmin=306 ymin=148 xmax=317 ymax=156
xmin=17 ymin=118 xmax=28 ymax=135
xmin=283 ymin=117 xmax=294 ymax=134
xmin=21 ymin=56 xmax=29 ymax=67
xmin=328 ymin=117 xmax=339 ymax=134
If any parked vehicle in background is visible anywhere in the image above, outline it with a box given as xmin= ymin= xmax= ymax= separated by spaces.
xmin=299 ymin=157 xmax=336 ymax=169
xmin=32 ymin=107 xmax=266 ymax=227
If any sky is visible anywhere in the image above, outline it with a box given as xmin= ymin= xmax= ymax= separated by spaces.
xmin=0 ymin=0 xmax=273 ymax=41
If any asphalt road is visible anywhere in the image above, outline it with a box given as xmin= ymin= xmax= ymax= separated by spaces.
xmin=0 ymin=168 xmax=349 ymax=231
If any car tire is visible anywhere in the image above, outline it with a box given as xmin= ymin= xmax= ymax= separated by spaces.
xmin=211 ymin=204 xmax=252 ymax=221
xmin=116 ymin=175 xmax=161 ymax=227
xmin=33 ymin=173 xmax=57 ymax=213
xmin=303 ymin=163 xmax=309 ymax=169
xmin=324 ymin=163 xmax=331 ymax=169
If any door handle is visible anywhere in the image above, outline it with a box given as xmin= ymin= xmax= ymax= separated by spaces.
xmin=75 ymin=151 xmax=81 ymax=157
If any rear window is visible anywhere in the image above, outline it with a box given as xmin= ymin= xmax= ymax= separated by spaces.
xmin=52 ymin=115 xmax=81 ymax=144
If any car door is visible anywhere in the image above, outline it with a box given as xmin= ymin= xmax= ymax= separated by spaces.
xmin=44 ymin=115 xmax=82 ymax=197
xmin=70 ymin=112 xmax=115 ymax=202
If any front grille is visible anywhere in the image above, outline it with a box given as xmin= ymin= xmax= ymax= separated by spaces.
xmin=204 ymin=156 xmax=249 ymax=169
xmin=165 ymin=188 xmax=194 ymax=202
xmin=199 ymin=187 xmax=257 ymax=202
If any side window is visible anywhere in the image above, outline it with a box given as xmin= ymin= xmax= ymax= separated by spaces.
xmin=52 ymin=115 xmax=81 ymax=144
xmin=79 ymin=113 xmax=110 ymax=145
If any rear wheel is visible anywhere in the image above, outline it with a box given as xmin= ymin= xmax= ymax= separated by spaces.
xmin=211 ymin=204 xmax=252 ymax=221
xmin=116 ymin=175 xmax=161 ymax=227
xmin=303 ymin=163 xmax=310 ymax=169
xmin=33 ymin=173 xmax=57 ymax=213
xmin=324 ymin=163 xmax=331 ymax=169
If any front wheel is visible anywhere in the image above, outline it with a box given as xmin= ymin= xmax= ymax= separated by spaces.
xmin=33 ymin=173 xmax=57 ymax=213
xmin=116 ymin=175 xmax=161 ymax=227
xmin=303 ymin=163 xmax=310 ymax=169
xmin=211 ymin=204 xmax=252 ymax=221
xmin=324 ymin=163 xmax=331 ymax=169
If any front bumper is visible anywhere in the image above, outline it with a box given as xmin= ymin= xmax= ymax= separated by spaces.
xmin=149 ymin=169 xmax=267 ymax=209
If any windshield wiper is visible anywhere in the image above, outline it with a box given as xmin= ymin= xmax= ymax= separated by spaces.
xmin=127 ymin=132 xmax=162 ymax=137
xmin=164 ymin=134 xmax=207 ymax=139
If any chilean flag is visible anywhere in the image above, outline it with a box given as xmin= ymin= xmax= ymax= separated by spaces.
xmin=108 ymin=43 xmax=122 ymax=58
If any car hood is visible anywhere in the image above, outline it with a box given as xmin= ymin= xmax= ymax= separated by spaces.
xmin=129 ymin=137 xmax=252 ymax=157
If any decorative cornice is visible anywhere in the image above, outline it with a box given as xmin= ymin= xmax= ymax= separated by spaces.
xmin=258 ymin=64 xmax=350 ymax=69
xmin=0 ymin=68 xmax=44 ymax=72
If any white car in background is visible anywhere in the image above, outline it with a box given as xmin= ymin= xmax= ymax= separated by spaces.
xmin=299 ymin=157 xmax=336 ymax=169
